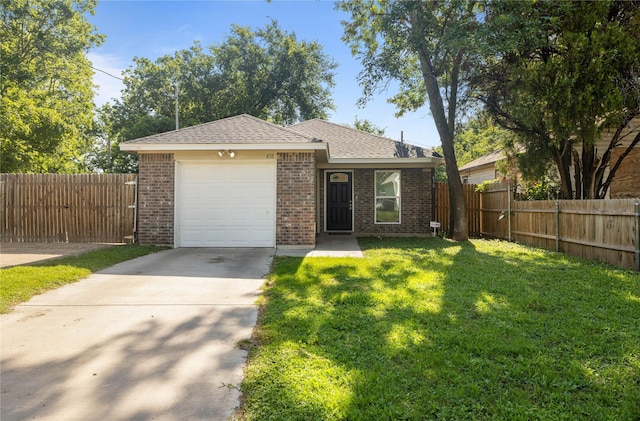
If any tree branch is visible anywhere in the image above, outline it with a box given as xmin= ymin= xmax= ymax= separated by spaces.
xmin=597 ymin=129 xmax=640 ymax=198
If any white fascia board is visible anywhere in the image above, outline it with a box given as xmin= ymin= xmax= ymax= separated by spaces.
xmin=326 ymin=157 xmax=444 ymax=166
xmin=120 ymin=142 xmax=327 ymax=152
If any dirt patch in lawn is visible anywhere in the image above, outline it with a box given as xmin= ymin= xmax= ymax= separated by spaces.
xmin=0 ymin=243 xmax=120 ymax=268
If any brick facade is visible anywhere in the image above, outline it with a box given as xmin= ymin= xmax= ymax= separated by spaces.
xmin=135 ymin=151 xmax=432 ymax=246
xmin=276 ymin=152 xmax=316 ymax=246
xmin=137 ymin=153 xmax=175 ymax=245
xmin=319 ymin=168 xmax=433 ymax=235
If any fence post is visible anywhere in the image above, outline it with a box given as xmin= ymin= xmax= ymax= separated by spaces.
xmin=555 ymin=202 xmax=560 ymax=253
xmin=635 ymin=202 xmax=639 ymax=272
xmin=479 ymin=187 xmax=483 ymax=238
xmin=507 ymin=183 xmax=512 ymax=242
xmin=125 ymin=177 xmax=138 ymax=244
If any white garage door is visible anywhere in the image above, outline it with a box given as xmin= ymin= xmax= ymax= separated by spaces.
xmin=176 ymin=161 xmax=276 ymax=247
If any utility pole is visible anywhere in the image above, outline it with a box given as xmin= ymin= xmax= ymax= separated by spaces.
xmin=175 ymin=82 xmax=179 ymax=131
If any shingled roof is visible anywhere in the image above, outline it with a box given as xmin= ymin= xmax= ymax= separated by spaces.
xmin=288 ymin=119 xmax=438 ymax=160
xmin=121 ymin=114 xmax=441 ymax=163
xmin=458 ymin=148 xmax=513 ymax=171
xmin=122 ymin=114 xmax=315 ymax=145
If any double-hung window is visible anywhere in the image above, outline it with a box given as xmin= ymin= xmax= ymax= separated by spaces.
xmin=375 ymin=170 xmax=401 ymax=224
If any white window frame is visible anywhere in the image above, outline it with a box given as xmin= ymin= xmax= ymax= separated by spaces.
xmin=374 ymin=170 xmax=401 ymax=225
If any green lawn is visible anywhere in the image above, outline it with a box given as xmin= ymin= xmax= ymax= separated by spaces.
xmin=239 ymin=238 xmax=640 ymax=420
xmin=0 ymin=245 xmax=165 ymax=313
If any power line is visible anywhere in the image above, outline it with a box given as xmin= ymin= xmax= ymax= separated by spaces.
xmin=39 ymin=44 xmax=126 ymax=82
xmin=89 ymin=65 xmax=124 ymax=81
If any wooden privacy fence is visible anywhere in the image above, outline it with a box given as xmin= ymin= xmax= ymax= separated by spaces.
xmin=1 ymin=174 xmax=137 ymax=243
xmin=481 ymin=183 xmax=640 ymax=271
xmin=434 ymin=182 xmax=481 ymax=237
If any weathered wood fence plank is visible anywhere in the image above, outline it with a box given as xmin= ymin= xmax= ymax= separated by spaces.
xmin=1 ymin=174 xmax=137 ymax=243
xmin=434 ymin=181 xmax=638 ymax=270
xmin=480 ymin=183 xmax=639 ymax=271
xmin=434 ymin=182 xmax=481 ymax=237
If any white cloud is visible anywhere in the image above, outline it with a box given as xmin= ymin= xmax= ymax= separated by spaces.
xmin=88 ymin=51 xmax=127 ymax=107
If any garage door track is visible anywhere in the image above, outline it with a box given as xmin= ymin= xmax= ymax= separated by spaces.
xmin=0 ymin=248 xmax=272 ymax=421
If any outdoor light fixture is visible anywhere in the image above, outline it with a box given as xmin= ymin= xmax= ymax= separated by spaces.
xmin=217 ymin=150 xmax=236 ymax=158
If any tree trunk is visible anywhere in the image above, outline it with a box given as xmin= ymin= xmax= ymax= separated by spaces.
xmin=598 ymin=130 xmax=640 ymax=198
xmin=572 ymin=149 xmax=582 ymax=199
xmin=581 ymin=141 xmax=596 ymax=199
xmin=423 ymin=75 xmax=468 ymax=240
xmin=594 ymin=115 xmax=638 ymax=198
xmin=411 ymin=37 xmax=468 ymax=240
xmin=555 ymin=143 xmax=574 ymax=199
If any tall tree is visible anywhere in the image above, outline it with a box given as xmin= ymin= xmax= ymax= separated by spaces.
xmin=210 ymin=22 xmax=337 ymax=124
xmin=477 ymin=0 xmax=640 ymax=199
xmin=1 ymin=0 xmax=103 ymax=172
xmin=92 ymin=21 xmax=336 ymax=173
xmin=338 ymin=1 xmax=482 ymax=240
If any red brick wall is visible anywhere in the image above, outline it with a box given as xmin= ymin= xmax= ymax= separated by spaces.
xmin=137 ymin=153 xmax=175 ymax=245
xmin=319 ymin=168 xmax=432 ymax=235
xmin=276 ymin=152 xmax=316 ymax=246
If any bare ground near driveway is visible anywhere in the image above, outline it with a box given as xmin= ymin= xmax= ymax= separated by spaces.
xmin=0 ymin=243 xmax=118 ymax=268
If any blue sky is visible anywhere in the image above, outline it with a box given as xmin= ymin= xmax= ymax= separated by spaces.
xmin=88 ymin=0 xmax=440 ymax=149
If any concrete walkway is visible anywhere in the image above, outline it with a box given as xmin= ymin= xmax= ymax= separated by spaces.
xmin=1 ymin=248 xmax=272 ymax=421
xmin=276 ymin=235 xmax=364 ymax=258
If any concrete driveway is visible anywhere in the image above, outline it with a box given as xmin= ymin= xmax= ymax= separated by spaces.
xmin=1 ymin=248 xmax=273 ymax=421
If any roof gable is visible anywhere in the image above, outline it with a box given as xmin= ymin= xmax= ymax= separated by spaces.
xmin=122 ymin=114 xmax=314 ymax=145
xmin=458 ymin=149 xmax=505 ymax=171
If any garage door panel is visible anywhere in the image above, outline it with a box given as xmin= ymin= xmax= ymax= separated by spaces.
xmin=180 ymin=227 xmax=273 ymax=247
xmin=180 ymin=228 xmax=209 ymax=246
xmin=177 ymin=161 xmax=276 ymax=247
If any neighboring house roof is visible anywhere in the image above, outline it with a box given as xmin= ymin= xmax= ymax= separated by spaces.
xmin=121 ymin=114 xmax=315 ymax=145
xmin=120 ymin=114 xmax=442 ymax=165
xmin=458 ymin=149 xmax=505 ymax=171
xmin=288 ymin=119 xmax=438 ymax=160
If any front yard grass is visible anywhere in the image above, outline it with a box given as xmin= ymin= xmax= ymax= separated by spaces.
xmin=0 ymin=245 xmax=165 ymax=313
xmin=240 ymin=238 xmax=640 ymax=420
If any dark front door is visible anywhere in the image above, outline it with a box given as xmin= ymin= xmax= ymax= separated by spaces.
xmin=326 ymin=172 xmax=353 ymax=231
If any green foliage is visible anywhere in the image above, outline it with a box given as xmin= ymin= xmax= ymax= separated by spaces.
xmin=91 ymin=21 xmax=336 ymax=172
xmin=434 ymin=113 xmax=514 ymax=182
xmin=0 ymin=0 xmax=104 ymax=173
xmin=241 ymin=238 xmax=640 ymax=420
xmin=455 ymin=113 xmax=512 ymax=167
xmin=433 ymin=161 xmax=448 ymax=182
xmin=518 ymin=178 xmax=562 ymax=201
xmin=478 ymin=1 xmax=640 ymax=199
xmin=210 ymin=22 xmax=337 ymax=124
xmin=0 ymin=245 xmax=165 ymax=313
xmin=347 ymin=116 xmax=385 ymax=136
xmin=475 ymin=179 xmax=495 ymax=193
xmin=85 ymin=103 xmax=140 ymax=173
